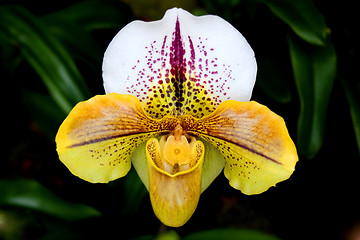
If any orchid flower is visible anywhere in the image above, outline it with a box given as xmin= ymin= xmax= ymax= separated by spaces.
xmin=55 ymin=8 xmax=298 ymax=227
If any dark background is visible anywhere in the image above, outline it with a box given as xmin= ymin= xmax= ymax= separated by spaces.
xmin=1 ymin=0 xmax=359 ymax=240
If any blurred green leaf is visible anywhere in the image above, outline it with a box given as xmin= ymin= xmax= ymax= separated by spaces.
xmin=0 ymin=34 xmax=22 ymax=73
xmin=288 ymin=36 xmax=336 ymax=158
xmin=256 ymin=50 xmax=292 ymax=103
xmin=183 ymin=228 xmax=281 ymax=240
xmin=341 ymin=77 xmax=360 ymax=155
xmin=0 ymin=179 xmax=101 ymax=221
xmin=41 ymin=0 xmax=133 ymax=69
xmin=255 ymin=0 xmax=329 ymax=45
xmin=121 ymin=169 xmax=148 ymax=216
xmin=22 ymin=90 xmax=64 ymax=139
xmin=42 ymin=18 xmax=103 ymax=69
xmin=157 ymin=231 xmax=180 ymax=240
xmin=42 ymin=0 xmax=132 ymax=31
xmin=0 ymin=5 xmax=91 ymax=114
xmin=0 ymin=210 xmax=39 ymax=240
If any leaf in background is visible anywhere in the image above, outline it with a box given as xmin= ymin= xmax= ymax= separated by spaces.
xmin=121 ymin=169 xmax=148 ymax=216
xmin=155 ymin=231 xmax=180 ymax=240
xmin=288 ymin=36 xmax=336 ymax=158
xmin=41 ymin=18 xmax=103 ymax=70
xmin=183 ymin=228 xmax=282 ymax=240
xmin=255 ymin=0 xmax=329 ymax=45
xmin=22 ymin=90 xmax=65 ymax=139
xmin=256 ymin=55 xmax=292 ymax=103
xmin=40 ymin=0 xmax=134 ymax=76
xmin=0 ymin=33 xmax=23 ymax=73
xmin=341 ymin=77 xmax=360 ymax=155
xmin=42 ymin=0 xmax=133 ymax=31
xmin=0 ymin=5 xmax=91 ymax=114
xmin=0 ymin=179 xmax=101 ymax=221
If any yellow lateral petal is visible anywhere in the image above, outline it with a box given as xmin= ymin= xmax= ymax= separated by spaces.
xmin=146 ymin=137 xmax=204 ymax=227
xmin=56 ymin=93 xmax=176 ymax=183
xmin=182 ymin=100 xmax=298 ymax=195
xmin=131 ymin=139 xmax=226 ymax=193
xmin=200 ymin=141 xmax=226 ymax=192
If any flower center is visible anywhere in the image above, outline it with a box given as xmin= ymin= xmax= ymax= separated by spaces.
xmin=146 ymin=125 xmax=205 ymax=228
xmin=159 ymin=124 xmax=198 ymax=175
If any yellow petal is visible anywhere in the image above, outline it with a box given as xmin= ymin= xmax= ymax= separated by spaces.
xmin=182 ymin=100 xmax=298 ymax=195
xmin=146 ymin=132 xmax=205 ymax=227
xmin=201 ymin=141 xmax=226 ymax=192
xmin=131 ymin=135 xmax=226 ymax=194
xmin=56 ymin=93 xmax=177 ymax=183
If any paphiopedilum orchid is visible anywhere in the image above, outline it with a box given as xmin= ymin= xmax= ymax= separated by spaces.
xmin=56 ymin=8 xmax=298 ymax=227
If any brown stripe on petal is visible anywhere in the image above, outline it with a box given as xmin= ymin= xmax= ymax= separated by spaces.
xmin=191 ymin=132 xmax=282 ymax=165
xmin=68 ymin=131 xmax=164 ymax=148
xmin=179 ymin=100 xmax=298 ymax=195
xmin=60 ymin=94 xmax=179 ymax=149
xmin=179 ymin=101 xmax=288 ymax=165
xmin=55 ymin=93 xmax=179 ymax=184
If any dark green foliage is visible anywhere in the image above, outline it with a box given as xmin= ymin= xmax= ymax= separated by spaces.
xmin=0 ymin=0 xmax=359 ymax=239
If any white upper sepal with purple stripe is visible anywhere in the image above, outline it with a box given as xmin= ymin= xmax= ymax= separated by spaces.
xmin=102 ymin=8 xmax=257 ymax=117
